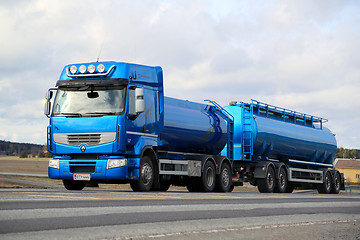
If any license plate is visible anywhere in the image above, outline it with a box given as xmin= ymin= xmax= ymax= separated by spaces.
xmin=73 ymin=173 xmax=91 ymax=181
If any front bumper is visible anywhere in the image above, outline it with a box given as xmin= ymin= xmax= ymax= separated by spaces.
xmin=48 ymin=156 xmax=140 ymax=180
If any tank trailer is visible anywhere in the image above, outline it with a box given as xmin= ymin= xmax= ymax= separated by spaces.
xmin=44 ymin=62 xmax=344 ymax=193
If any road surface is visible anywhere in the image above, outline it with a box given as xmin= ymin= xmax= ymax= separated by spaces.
xmin=0 ymin=188 xmax=359 ymax=239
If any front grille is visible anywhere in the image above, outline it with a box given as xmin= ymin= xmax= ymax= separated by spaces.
xmin=68 ymin=134 xmax=101 ymax=146
xmin=70 ymin=166 xmax=96 ymax=173
xmin=69 ymin=161 xmax=96 ymax=173
xmin=53 ymin=132 xmax=116 ymax=146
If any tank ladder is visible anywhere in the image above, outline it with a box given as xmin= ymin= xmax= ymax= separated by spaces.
xmin=241 ymin=101 xmax=254 ymax=161
xmin=205 ymin=100 xmax=234 ymax=160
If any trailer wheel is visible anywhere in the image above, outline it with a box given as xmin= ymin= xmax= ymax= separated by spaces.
xmin=317 ymin=170 xmax=332 ymax=194
xmin=274 ymin=167 xmax=288 ymax=193
xmin=63 ymin=179 xmax=86 ymax=190
xmin=199 ymin=161 xmax=216 ymax=192
xmin=130 ymin=156 xmax=154 ymax=192
xmin=331 ymin=171 xmax=341 ymax=194
xmin=257 ymin=166 xmax=275 ymax=193
xmin=215 ymin=162 xmax=231 ymax=192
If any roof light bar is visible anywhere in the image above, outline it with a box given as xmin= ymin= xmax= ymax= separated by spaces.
xmin=66 ymin=64 xmax=116 ymax=78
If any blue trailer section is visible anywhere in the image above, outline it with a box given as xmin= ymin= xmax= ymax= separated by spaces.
xmin=222 ymin=101 xmax=337 ymax=166
xmin=45 ymin=61 xmax=343 ymax=193
xmin=160 ymin=97 xmax=227 ymax=155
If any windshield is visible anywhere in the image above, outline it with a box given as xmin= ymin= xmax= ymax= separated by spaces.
xmin=52 ymin=86 xmax=126 ymax=117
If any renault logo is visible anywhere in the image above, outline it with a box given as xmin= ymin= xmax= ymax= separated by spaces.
xmin=80 ymin=145 xmax=86 ymax=152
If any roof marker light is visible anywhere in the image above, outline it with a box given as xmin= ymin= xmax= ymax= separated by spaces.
xmin=97 ymin=64 xmax=105 ymax=73
xmin=70 ymin=65 xmax=77 ymax=74
xmin=79 ymin=65 xmax=86 ymax=74
xmin=88 ymin=65 xmax=95 ymax=73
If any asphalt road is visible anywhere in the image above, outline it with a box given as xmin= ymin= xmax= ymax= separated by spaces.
xmin=0 ymin=188 xmax=360 ymax=240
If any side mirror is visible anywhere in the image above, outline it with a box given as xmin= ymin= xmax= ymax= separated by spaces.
xmin=45 ymin=90 xmax=53 ymax=101
xmin=44 ymin=88 xmax=57 ymax=118
xmin=44 ymin=101 xmax=51 ymax=117
xmin=135 ymin=88 xmax=145 ymax=114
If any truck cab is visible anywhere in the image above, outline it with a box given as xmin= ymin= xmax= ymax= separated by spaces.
xmin=45 ymin=62 xmax=164 ymax=190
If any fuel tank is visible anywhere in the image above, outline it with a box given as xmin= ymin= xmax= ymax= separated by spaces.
xmin=159 ymin=97 xmax=227 ymax=155
xmin=224 ymin=103 xmax=337 ymax=164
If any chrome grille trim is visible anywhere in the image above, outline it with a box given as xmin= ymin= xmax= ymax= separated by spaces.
xmin=53 ymin=132 xmax=116 ymax=146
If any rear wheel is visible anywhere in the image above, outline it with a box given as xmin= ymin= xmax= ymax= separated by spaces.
xmin=331 ymin=171 xmax=341 ymax=194
xmin=130 ymin=156 xmax=154 ymax=192
xmin=257 ymin=166 xmax=275 ymax=193
xmin=199 ymin=161 xmax=216 ymax=192
xmin=274 ymin=167 xmax=288 ymax=193
xmin=317 ymin=171 xmax=332 ymax=194
xmin=215 ymin=162 xmax=231 ymax=192
xmin=63 ymin=179 xmax=86 ymax=190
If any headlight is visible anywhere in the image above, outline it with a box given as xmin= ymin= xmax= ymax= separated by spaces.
xmin=88 ymin=64 xmax=96 ymax=73
xmin=107 ymin=159 xmax=127 ymax=169
xmin=79 ymin=65 xmax=87 ymax=74
xmin=49 ymin=159 xmax=59 ymax=169
xmin=97 ymin=64 xmax=105 ymax=73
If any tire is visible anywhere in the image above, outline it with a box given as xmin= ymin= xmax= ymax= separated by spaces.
xmin=331 ymin=171 xmax=341 ymax=194
xmin=257 ymin=166 xmax=275 ymax=193
xmin=317 ymin=170 xmax=332 ymax=194
xmin=199 ymin=161 xmax=216 ymax=192
xmin=63 ymin=179 xmax=86 ymax=190
xmin=228 ymin=184 xmax=235 ymax=192
xmin=274 ymin=167 xmax=288 ymax=193
xmin=130 ymin=156 xmax=154 ymax=192
xmin=215 ymin=162 xmax=232 ymax=192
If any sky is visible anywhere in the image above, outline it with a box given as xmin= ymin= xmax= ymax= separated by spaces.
xmin=0 ymin=0 xmax=359 ymax=148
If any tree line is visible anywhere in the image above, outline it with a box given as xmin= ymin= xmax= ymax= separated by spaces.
xmin=0 ymin=140 xmax=51 ymax=158
xmin=335 ymin=147 xmax=359 ymax=159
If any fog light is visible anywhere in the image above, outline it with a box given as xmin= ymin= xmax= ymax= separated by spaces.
xmin=107 ymin=159 xmax=127 ymax=169
xmin=49 ymin=159 xmax=59 ymax=169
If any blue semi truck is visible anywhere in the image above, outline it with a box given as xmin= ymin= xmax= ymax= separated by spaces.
xmin=44 ymin=61 xmax=344 ymax=193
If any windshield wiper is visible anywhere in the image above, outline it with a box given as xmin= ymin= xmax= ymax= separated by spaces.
xmin=56 ymin=113 xmax=83 ymax=117
xmin=85 ymin=112 xmax=116 ymax=116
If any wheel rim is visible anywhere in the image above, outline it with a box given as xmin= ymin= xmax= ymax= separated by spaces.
xmin=334 ymin=173 xmax=340 ymax=190
xmin=222 ymin=168 xmax=230 ymax=187
xmin=206 ymin=167 xmax=214 ymax=187
xmin=325 ymin=173 xmax=331 ymax=191
xmin=267 ymin=170 xmax=274 ymax=189
xmin=279 ymin=172 xmax=286 ymax=188
xmin=141 ymin=163 xmax=153 ymax=185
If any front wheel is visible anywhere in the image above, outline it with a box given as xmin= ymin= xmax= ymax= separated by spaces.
xmin=63 ymin=179 xmax=86 ymax=190
xmin=130 ymin=156 xmax=154 ymax=192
